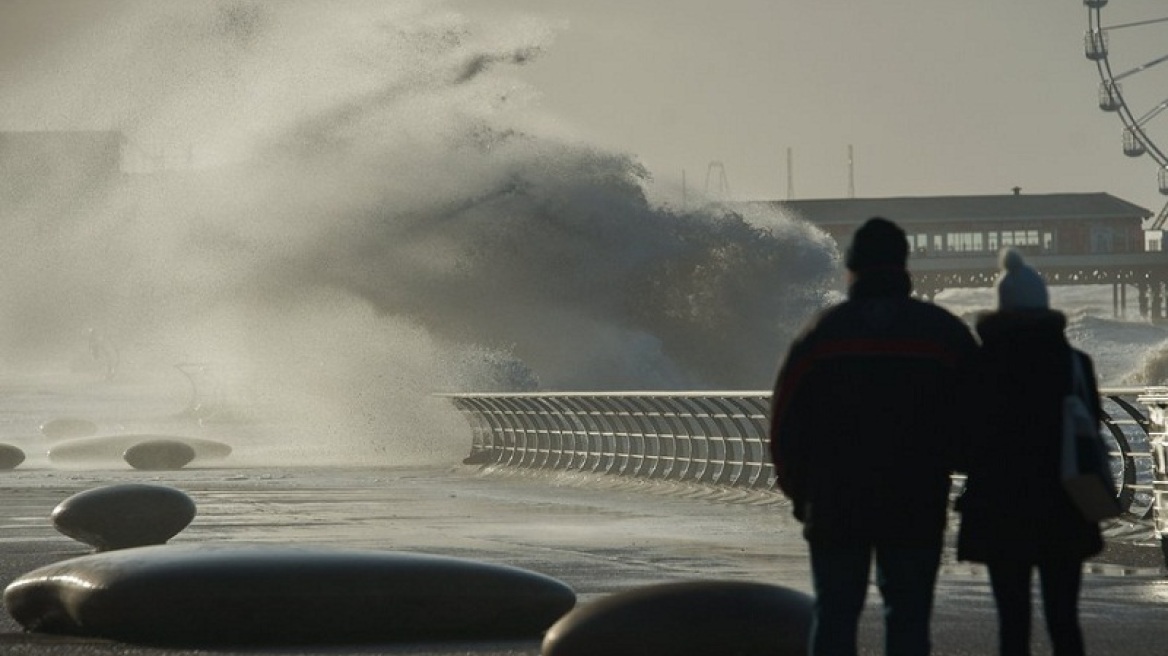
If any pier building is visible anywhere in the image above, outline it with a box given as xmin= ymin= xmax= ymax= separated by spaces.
xmin=750 ymin=192 xmax=1168 ymax=319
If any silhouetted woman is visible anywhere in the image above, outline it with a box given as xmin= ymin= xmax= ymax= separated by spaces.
xmin=956 ymin=249 xmax=1103 ymax=656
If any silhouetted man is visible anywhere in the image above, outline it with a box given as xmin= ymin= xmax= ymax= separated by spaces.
xmin=769 ymin=217 xmax=976 ymax=656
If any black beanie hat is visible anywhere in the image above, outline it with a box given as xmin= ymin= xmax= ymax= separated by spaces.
xmin=845 ymin=217 xmax=908 ymax=272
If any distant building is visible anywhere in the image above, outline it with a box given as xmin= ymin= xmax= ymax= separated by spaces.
xmin=747 ymin=192 xmax=1168 ymax=319
xmin=755 ymin=191 xmax=1153 ymax=257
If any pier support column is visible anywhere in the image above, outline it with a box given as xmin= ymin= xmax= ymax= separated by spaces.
xmin=1140 ymin=284 xmax=1150 ymax=318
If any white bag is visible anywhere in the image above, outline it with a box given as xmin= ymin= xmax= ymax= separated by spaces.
xmin=1060 ymin=353 xmax=1121 ymax=522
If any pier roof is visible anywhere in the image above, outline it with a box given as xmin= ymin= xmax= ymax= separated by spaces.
xmin=751 ymin=192 xmax=1151 ymax=226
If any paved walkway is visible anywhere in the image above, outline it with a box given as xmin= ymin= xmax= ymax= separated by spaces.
xmin=0 ymin=374 xmax=1162 ymax=654
xmin=0 ymin=464 xmax=1162 ymax=655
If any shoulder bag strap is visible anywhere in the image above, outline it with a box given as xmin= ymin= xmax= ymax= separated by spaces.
xmin=1070 ymin=351 xmax=1091 ymax=400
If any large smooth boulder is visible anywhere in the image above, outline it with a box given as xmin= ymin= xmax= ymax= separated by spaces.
xmin=40 ymin=418 xmax=98 ymax=440
xmin=541 ymin=580 xmax=812 ymax=656
xmin=4 ymin=544 xmax=577 ymax=646
xmin=123 ymin=439 xmax=197 ymax=470
xmin=51 ymin=483 xmax=197 ymax=551
xmin=0 ymin=443 xmax=25 ymax=470
xmin=48 ymin=434 xmax=231 ymax=467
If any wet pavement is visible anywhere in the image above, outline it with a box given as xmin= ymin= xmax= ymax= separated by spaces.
xmin=0 ymin=375 xmax=1163 ymax=654
xmin=0 ymin=464 xmax=1161 ymax=655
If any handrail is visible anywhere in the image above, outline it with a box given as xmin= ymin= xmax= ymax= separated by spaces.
xmin=441 ymin=388 xmax=1156 ymax=513
xmin=1134 ymin=389 xmax=1168 ymax=567
xmin=443 ymin=387 xmax=1168 ymax=567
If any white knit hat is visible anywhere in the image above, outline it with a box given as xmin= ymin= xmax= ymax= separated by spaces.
xmin=995 ymin=248 xmax=1049 ymax=310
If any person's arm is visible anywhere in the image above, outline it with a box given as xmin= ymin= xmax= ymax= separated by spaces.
xmin=769 ymin=338 xmax=812 ymax=509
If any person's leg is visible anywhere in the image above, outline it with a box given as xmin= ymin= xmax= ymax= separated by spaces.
xmin=873 ymin=543 xmax=941 ymax=656
xmin=1036 ymin=556 xmax=1085 ymax=656
xmin=808 ymin=543 xmax=872 ymax=656
xmin=986 ymin=560 xmax=1034 ymax=656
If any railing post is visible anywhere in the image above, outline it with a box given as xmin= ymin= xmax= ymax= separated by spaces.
xmin=1136 ymin=386 xmax=1168 ymax=568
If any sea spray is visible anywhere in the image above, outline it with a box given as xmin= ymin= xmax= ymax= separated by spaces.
xmin=938 ymin=287 xmax=1168 ymax=386
xmin=0 ymin=1 xmax=839 ymax=464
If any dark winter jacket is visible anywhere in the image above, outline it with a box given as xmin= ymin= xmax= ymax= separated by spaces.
xmin=955 ymin=310 xmax=1104 ymax=563
xmin=769 ymin=269 xmax=978 ymax=547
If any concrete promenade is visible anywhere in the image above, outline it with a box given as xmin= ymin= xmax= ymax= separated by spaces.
xmin=0 ymin=373 xmax=1162 ymax=655
xmin=0 ymin=463 xmax=1162 ymax=655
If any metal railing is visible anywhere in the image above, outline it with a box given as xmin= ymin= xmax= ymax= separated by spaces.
xmin=444 ymin=387 xmax=1168 ymax=567
xmin=442 ymin=388 xmax=1163 ymax=519
xmin=1134 ymin=389 xmax=1168 ymax=567
xmin=446 ymin=392 xmax=772 ymax=487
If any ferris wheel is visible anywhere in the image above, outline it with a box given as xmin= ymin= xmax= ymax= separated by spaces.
xmin=1084 ymin=1 xmax=1168 ymax=229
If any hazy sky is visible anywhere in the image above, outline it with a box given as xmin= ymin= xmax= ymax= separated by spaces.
xmin=458 ymin=0 xmax=1168 ymax=214
xmin=0 ymin=1 xmax=1166 ymax=393
xmin=2 ymin=1 xmax=1166 ymax=213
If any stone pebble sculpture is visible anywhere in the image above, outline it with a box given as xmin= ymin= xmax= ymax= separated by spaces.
xmin=38 ymin=417 xmax=228 ymax=470
xmin=16 ymin=481 xmax=814 ymax=652
xmin=48 ymin=434 xmax=231 ymax=470
xmin=122 ymin=439 xmax=197 ymax=470
xmin=9 ymin=482 xmax=578 ymax=646
xmin=0 ymin=444 xmax=24 ymax=470
xmin=39 ymin=418 xmax=99 ymax=440
xmin=541 ymin=579 xmax=813 ymax=656
xmin=51 ymin=483 xmax=198 ymax=552
xmin=5 ymin=544 xmax=577 ymax=646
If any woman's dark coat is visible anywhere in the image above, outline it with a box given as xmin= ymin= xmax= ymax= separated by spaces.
xmin=955 ymin=310 xmax=1104 ymax=563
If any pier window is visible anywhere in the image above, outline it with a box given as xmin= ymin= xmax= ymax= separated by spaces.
xmin=904 ymin=229 xmax=1052 ymax=255
xmin=945 ymin=232 xmax=984 ymax=252
xmin=995 ymin=230 xmax=1040 ymax=248
xmin=908 ymin=234 xmax=924 ymax=252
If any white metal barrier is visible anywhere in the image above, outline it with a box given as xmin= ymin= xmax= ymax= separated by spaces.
xmin=1135 ymin=388 xmax=1168 ymax=567
xmin=443 ymin=388 xmax=1168 ymax=565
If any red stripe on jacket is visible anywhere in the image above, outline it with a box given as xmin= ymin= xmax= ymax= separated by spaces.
xmin=769 ymin=337 xmax=962 ymax=496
